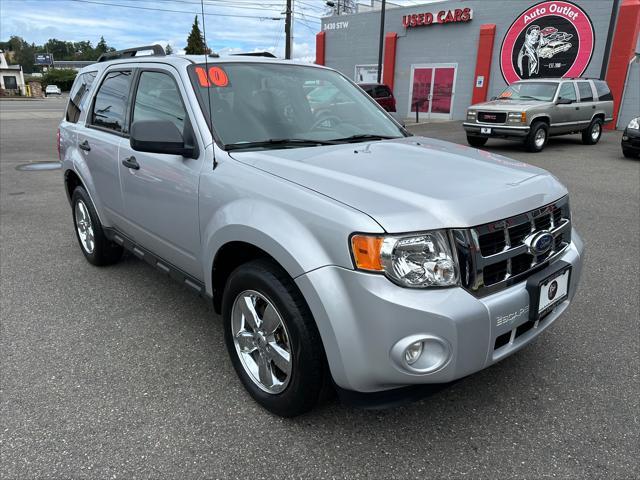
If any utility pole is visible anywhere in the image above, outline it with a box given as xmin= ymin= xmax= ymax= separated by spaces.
xmin=376 ymin=0 xmax=386 ymax=83
xmin=285 ymin=0 xmax=293 ymax=59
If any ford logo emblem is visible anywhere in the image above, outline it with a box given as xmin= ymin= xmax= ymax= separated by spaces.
xmin=525 ymin=231 xmax=554 ymax=255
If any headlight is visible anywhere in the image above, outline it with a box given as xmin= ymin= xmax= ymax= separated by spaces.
xmin=628 ymin=118 xmax=639 ymax=130
xmin=350 ymin=231 xmax=459 ymax=288
xmin=507 ymin=112 xmax=526 ymax=123
xmin=466 ymin=110 xmax=477 ymax=121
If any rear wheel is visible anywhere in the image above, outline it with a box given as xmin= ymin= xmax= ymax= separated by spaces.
xmin=222 ymin=259 xmax=326 ymax=417
xmin=525 ymin=121 xmax=548 ymax=152
xmin=582 ymin=118 xmax=603 ymax=145
xmin=466 ymin=135 xmax=488 ymax=147
xmin=71 ymin=186 xmax=122 ymax=266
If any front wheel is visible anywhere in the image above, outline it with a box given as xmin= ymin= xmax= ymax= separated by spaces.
xmin=582 ymin=118 xmax=603 ymax=145
xmin=466 ymin=135 xmax=488 ymax=147
xmin=525 ymin=121 xmax=548 ymax=152
xmin=222 ymin=259 xmax=327 ymax=417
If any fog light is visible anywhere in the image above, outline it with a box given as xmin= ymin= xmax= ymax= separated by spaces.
xmin=404 ymin=341 xmax=423 ymax=365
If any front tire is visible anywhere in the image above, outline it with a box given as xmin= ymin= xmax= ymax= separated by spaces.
xmin=525 ymin=121 xmax=548 ymax=152
xmin=71 ymin=186 xmax=122 ymax=266
xmin=582 ymin=118 xmax=603 ymax=145
xmin=466 ymin=135 xmax=488 ymax=147
xmin=222 ymin=259 xmax=326 ymax=417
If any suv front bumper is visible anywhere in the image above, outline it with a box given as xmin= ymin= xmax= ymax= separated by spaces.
xmin=296 ymin=229 xmax=584 ymax=393
xmin=463 ymin=122 xmax=530 ymax=138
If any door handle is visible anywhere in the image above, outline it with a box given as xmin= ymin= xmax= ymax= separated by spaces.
xmin=79 ymin=140 xmax=91 ymax=152
xmin=122 ymin=156 xmax=140 ymax=170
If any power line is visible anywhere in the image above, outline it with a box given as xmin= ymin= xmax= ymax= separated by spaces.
xmin=66 ymin=0 xmax=283 ymax=19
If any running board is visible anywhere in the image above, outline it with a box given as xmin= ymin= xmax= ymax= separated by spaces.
xmin=103 ymin=228 xmax=208 ymax=298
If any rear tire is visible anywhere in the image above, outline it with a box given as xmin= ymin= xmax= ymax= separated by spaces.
xmin=466 ymin=135 xmax=488 ymax=147
xmin=525 ymin=121 xmax=548 ymax=152
xmin=71 ymin=186 xmax=123 ymax=266
xmin=222 ymin=259 xmax=327 ymax=417
xmin=582 ymin=118 xmax=603 ymax=145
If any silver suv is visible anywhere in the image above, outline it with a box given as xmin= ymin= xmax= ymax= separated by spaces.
xmin=59 ymin=46 xmax=584 ymax=416
xmin=464 ymin=78 xmax=614 ymax=152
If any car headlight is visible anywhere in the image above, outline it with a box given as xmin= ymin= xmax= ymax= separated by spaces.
xmin=628 ymin=118 xmax=639 ymax=130
xmin=350 ymin=231 xmax=459 ymax=288
xmin=466 ymin=110 xmax=477 ymax=121
xmin=507 ymin=112 xmax=526 ymax=123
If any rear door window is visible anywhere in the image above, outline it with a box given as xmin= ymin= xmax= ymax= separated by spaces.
xmin=557 ymin=82 xmax=577 ymax=102
xmin=90 ymin=70 xmax=133 ymax=133
xmin=131 ymin=71 xmax=186 ymax=134
xmin=577 ymin=82 xmax=594 ymax=102
xmin=66 ymin=71 xmax=97 ymax=123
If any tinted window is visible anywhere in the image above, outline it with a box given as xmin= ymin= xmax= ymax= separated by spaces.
xmin=577 ymin=82 xmax=593 ymax=102
xmin=593 ymin=80 xmax=613 ymax=101
xmin=557 ymin=82 xmax=576 ymax=102
xmin=375 ymin=86 xmax=391 ymax=98
xmin=132 ymin=71 xmax=186 ymax=133
xmin=91 ymin=70 xmax=132 ymax=133
xmin=66 ymin=71 xmax=97 ymax=123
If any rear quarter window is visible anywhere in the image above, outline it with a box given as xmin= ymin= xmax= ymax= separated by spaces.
xmin=66 ymin=71 xmax=97 ymax=123
xmin=593 ymin=80 xmax=613 ymax=101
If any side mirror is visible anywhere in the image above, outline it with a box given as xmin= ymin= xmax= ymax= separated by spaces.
xmin=130 ymin=120 xmax=197 ymax=158
xmin=490 ymin=96 xmax=497 ymax=101
xmin=556 ymin=97 xmax=573 ymax=105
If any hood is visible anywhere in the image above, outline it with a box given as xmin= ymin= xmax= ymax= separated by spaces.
xmin=470 ymin=99 xmax=552 ymax=112
xmin=229 ymin=137 xmax=567 ymax=232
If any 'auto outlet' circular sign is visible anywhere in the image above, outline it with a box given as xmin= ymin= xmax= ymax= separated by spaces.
xmin=500 ymin=1 xmax=594 ymax=84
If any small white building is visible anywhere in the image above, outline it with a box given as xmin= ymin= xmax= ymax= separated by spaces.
xmin=0 ymin=51 xmax=26 ymax=95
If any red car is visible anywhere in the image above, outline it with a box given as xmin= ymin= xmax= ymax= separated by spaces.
xmin=358 ymin=83 xmax=396 ymax=112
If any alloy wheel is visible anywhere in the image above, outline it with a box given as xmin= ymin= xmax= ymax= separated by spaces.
xmin=534 ymin=128 xmax=546 ymax=148
xmin=591 ymin=123 xmax=601 ymax=141
xmin=75 ymin=200 xmax=95 ymax=254
xmin=231 ymin=290 xmax=292 ymax=394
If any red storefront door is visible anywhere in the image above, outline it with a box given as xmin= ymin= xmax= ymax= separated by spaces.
xmin=409 ymin=64 xmax=457 ymax=120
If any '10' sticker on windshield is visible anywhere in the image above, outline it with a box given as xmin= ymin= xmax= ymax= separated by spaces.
xmin=195 ymin=66 xmax=229 ymax=87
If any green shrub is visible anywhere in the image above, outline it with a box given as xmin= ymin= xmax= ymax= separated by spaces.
xmin=42 ymin=69 xmax=77 ymax=92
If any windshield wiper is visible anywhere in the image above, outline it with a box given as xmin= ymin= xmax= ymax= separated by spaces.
xmin=225 ymin=138 xmax=338 ymax=150
xmin=330 ymin=134 xmax=399 ymax=143
xmin=517 ymin=95 xmax=541 ymax=100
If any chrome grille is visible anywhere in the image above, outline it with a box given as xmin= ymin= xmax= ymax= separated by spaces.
xmin=453 ymin=196 xmax=571 ymax=297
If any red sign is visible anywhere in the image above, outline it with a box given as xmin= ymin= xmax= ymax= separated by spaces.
xmin=500 ymin=1 xmax=594 ymax=84
xmin=402 ymin=8 xmax=472 ymax=28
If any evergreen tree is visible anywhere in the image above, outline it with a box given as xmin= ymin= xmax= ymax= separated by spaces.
xmin=165 ymin=44 xmax=174 ymax=55
xmin=96 ymin=36 xmax=108 ymax=55
xmin=185 ymin=16 xmax=208 ymax=54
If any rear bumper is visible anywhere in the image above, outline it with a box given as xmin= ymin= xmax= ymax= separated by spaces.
xmin=463 ymin=122 xmax=530 ymax=139
xmin=296 ymin=230 xmax=584 ymax=393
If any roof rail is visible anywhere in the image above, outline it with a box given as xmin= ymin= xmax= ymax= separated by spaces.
xmin=97 ymin=44 xmax=166 ymax=63
xmin=231 ymin=52 xmax=277 ymax=58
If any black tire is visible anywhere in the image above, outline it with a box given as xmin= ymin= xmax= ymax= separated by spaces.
xmin=623 ymin=148 xmax=638 ymax=159
xmin=582 ymin=118 xmax=603 ymax=145
xmin=71 ymin=186 xmax=123 ymax=266
xmin=467 ymin=135 xmax=488 ymax=147
xmin=222 ymin=259 xmax=326 ymax=417
xmin=525 ymin=121 xmax=549 ymax=152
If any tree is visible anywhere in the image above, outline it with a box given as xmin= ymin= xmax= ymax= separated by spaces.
xmin=185 ymin=16 xmax=208 ymax=54
xmin=165 ymin=44 xmax=174 ymax=55
xmin=43 ymin=68 xmax=77 ymax=92
xmin=96 ymin=36 xmax=108 ymax=55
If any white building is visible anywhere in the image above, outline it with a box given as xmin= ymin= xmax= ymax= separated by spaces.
xmin=0 ymin=51 xmax=26 ymax=95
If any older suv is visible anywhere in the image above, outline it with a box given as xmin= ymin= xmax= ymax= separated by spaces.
xmin=464 ymin=78 xmax=614 ymax=152
xmin=59 ymin=46 xmax=584 ymax=416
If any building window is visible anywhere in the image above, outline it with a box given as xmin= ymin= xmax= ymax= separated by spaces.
xmin=3 ymin=76 xmax=18 ymax=90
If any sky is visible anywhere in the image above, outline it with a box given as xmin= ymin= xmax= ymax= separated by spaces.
xmin=0 ymin=0 xmax=330 ymax=62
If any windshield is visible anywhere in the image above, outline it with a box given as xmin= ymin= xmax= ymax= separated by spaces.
xmin=189 ymin=63 xmax=405 ymax=149
xmin=498 ymin=82 xmax=559 ymax=101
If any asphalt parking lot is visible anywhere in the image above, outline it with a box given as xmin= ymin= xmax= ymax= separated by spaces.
xmin=1 ymin=98 xmax=638 ymax=479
